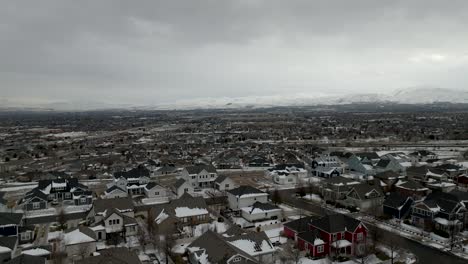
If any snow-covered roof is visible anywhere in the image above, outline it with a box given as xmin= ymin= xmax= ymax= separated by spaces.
xmin=22 ymin=248 xmax=50 ymax=256
xmin=64 ymin=229 xmax=96 ymax=245
xmin=174 ymin=207 xmax=209 ymax=218
xmin=227 ymin=239 xmax=275 ymax=256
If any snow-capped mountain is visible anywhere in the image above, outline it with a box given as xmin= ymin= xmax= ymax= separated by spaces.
xmin=1 ymin=88 xmax=467 ymax=111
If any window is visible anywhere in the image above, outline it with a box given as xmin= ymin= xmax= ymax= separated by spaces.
xmin=233 ymin=257 xmax=241 ymax=262
xmin=108 ymin=220 xmax=112 ymax=225
xmin=317 ymin=245 xmax=324 ymax=253
xmin=20 ymin=232 xmax=30 ymax=241
xmin=32 ymin=202 xmax=40 ymax=210
xmin=116 ymin=219 xmax=120 ymax=225
xmin=192 ymin=176 xmax=196 ymax=179
xmin=225 ymin=184 xmax=230 ymax=188
xmin=357 ymin=233 xmax=363 ymax=241
xmin=341 ymin=231 xmax=345 ymax=238
xmin=333 ymin=233 xmax=337 ymax=241
xmin=65 ymin=193 xmax=71 ymax=199
xmin=155 ymin=192 xmax=160 ymax=196
xmin=184 ymin=188 xmax=189 ymax=192
xmin=80 ymin=197 xmax=87 ymax=204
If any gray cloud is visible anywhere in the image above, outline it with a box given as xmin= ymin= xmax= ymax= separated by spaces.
xmin=1 ymin=0 xmax=468 ymax=107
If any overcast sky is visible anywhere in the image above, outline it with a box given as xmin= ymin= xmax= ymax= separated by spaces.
xmin=2 ymin=0 xmax=468 ymax=107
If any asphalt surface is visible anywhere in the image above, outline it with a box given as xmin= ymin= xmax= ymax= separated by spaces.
xmin=277 ymin=189 xmax=467 ymax=264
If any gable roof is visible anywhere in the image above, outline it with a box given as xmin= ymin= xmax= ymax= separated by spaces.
xmin=227 ymin=186 xmax=265 ymax=197
xmin=93 ymin=197 xmax=134 ymax=214
xmin=113 ymin=165 xmax=150 ymax=179
xmin=174 ymin=178 xmax=187 ymax=189
xmin=347 ymin=183 xmax=383 ymax=200
xmin=185 ymin=164 xmax=217 ymax=175
xmin=310 ymin=214 xmax=363 ymax=234
xmin=284 ymin=216 xmax=320 ymax=233
xmin=383 ymin=192 xmax=413 ymax=209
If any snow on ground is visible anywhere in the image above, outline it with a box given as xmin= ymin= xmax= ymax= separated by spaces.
xmin=172 ymin=242 xmax=191 ymax=254
xmin=303 ymin=194 xmax=322 ymax=202
xmin=22 ymin=248 xmax=50 ymax=256
xmin=264 ymin=227 xmax=287 ymax=244
xmin=0 ymin=184 xmax=37 ymax=192
xmin=46 ymin=131 xmax=87 ymax=138
xmin=183 ymin=221 xmax=229 ymax=237
xmin=64 ymin=204 xmax=92 ymax=213
xmin=141 ymin=197 xmax=169 ymax=205
xmin=24 ymin=208 xmax=57 ymax=218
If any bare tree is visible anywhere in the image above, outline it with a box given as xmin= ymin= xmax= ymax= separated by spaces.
xmin=272 ymin=189 xmax=282 ymax=205
xmin=161 ymin=232 xmax=176 ymax=264
xmin=77 ymin=243 xmax=91 ymax=260
xmin=57 ymin=209 xmax=67 ymax=230
xmin=284 ymin=241 xmax=302 ymax=264
xmin=51 ymin=234 xmax=65 ymax=264
xmin=137 ymin=226 xmax=147 ymax=252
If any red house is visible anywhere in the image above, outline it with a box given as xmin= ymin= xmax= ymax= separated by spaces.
xmin=283 ymin=214 xmax=368 ymax=258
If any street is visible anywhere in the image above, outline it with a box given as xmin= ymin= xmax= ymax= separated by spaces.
xmin=277 ymin=189 xmax=467 ymax=264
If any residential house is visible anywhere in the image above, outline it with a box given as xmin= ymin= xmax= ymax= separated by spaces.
xmin=62 ymin=227 xmax=97 ymax=261
xmin=113 ymin=165 xmax=151 ymax=196
xmin=394 ymin=179 xmax=430 ymax=200
xmin=180 ymin=164 xmax=218 ymax=188
xmin=187 ymin=231 xmax=257 ymax=264
xmin=267 ymin=164 xmax=307 ymax=185
xmin=150 ymin=193 xmax=210 ymax=232
xmin=345 ymin=184 xmax=384 ymax=212
xmin=347 ymin=153 xmax=378 ymax=177
xmin=227 ymin=186 xmax=268 ymax=210
xmin=214 ymin=175 xmax=236 ymax=191
xmin=240 ymin=202 xmax=282 ymax=223
xmin=311 ymin=154 xmax=343 ymax=178
xmin=17 ymin=190 xmax=48 ymax=212
xmin=285 ymin=214 xmax=368 ymax=258
xmin=411 ymin=190 xmax=468 ymax=233
xmin=321 ymin=176 xmax=360 ymax=202
xmin=383 ymin=192 xmax=414 ymax=219
xmin=102 ymin=185 xmax=128 ymax=199
xmin=32 ymin=178 xmax=93 ymax=206
xmin=409 ymin=150 xmax=438 ymax=163
xmin=172 ymin=178 xmax=194 ymax=198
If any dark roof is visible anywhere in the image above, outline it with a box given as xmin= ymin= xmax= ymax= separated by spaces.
xmin=93 ymin=197 xmax=134 ymax=214
xmin=355 ymin=152 xmax=380 ymax=160
xmin=348 ymin=184 xmax=383 ymax=200
xmin=375 ymin=170 xmax=400 ymax=180
xmin=214 ymin=175 xmax=228 ymax=183
xmin=0 ymin=213 xmax=23 ymax=226
xmin=246 ymin=202 xmax=279 ymax=213
xmin=227 ymin=186 xmax=265 ymax=197
xmin=144 ymin=182 xmax=161 ymax=190
xmin=410 ymin=150 xmax=436 ymax=157
xmin=422 ymin=191 xmax=467 ymax=213
xmin=105 ymin=185 xmax=126 ymax=194
xmin=284 ymin=216 xmax=319 ymax=233
xmin=6 ymin=255 xmax=45 ymax=264
xmin=174 ymin=178 xmax=187 ymax=189
xmin=383 ymin=192 xmax=413 ymax=209
xmin=323 ymin=176 xmax=358 ymax=185
xmin=113 ymin=165 xmax=150 ymax=179
xmin=0 ymin=192 xmax=6 ymax=204
xmin=396 ymin=179 xmax=427 ymax=191
xmin=310 ymin=214 xmax=363 ymax=233
xmin=185 ymin=164 xmax=217 ymax=174
xmin=75 ymin=247 xmax=141 ymax=264
xmin=297 ymin=230 xmax=325 ymax=245
xmin=0 ymin=236 xmax=17 ymax=250
xmin=376 ymin=159 xmax=391 ymax=168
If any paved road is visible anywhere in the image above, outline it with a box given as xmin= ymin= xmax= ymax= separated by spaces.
xmin=277 ymin=189 xmax=467 ymax=264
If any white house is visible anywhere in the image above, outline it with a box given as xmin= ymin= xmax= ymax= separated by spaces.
xmin=267 ymin=164 xmax=308 ymax=185
xmin=227 ymin=186 xmax=268 ymax=210
xmin=102 ymin=186 xmax=128 ymax=199
xmin=63 ymin=227 xmax=97 ymax=261
xmin=173 ymin=179 xmax=194 ymax=198
xmin=214 ymin=175 xmax=236 ymax=191
xmin=241 ymin=202 xmax=282 ymax=222
xmin=180 ymin=164 xmax=218 ymax=188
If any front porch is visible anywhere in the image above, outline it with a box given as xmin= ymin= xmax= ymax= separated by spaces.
xmin=330 ymin=240 xmax=353 ymax=257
